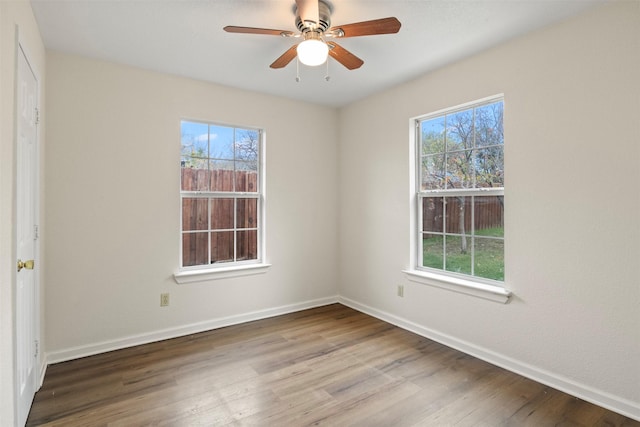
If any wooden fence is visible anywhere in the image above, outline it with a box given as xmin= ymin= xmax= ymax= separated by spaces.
xmin=181 ymin=167 xmax=257 ymax=193
xmin=181 ymin=168 xmax=258 ymax=266
xmin=422 ymin=195 xmax=503 ymax=235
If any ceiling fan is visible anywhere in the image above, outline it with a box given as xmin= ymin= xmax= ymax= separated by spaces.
xmin=224 ymin=0 xmax=401 ymax=70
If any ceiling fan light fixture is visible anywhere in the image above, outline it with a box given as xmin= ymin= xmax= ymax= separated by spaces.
xmin=225 ymin=0 xmax=401 ymax=71
xmin=297 ymin=39 xmax=329 ymax=66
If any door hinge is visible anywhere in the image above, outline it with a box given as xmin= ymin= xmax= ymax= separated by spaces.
xmin=34 ymin=340 xmax=39 ymax=358
xmin=34 ymin=108 xmax=40 ymax=125
xmin=34 ymin=225 xmax=39 ymax=240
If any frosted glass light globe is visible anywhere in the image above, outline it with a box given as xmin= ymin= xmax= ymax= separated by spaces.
xmin=297 ymin=39 xmax=329 ymax=66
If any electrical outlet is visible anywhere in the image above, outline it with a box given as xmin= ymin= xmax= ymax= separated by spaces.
xmin=397 ymin=285 xmax=404 ymax=297
xmin=160 ymin=293 xmax=170 ymax=307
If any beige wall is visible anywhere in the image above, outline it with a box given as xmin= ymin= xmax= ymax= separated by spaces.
xmin=0 ymin=0 xmax=46 ymax=425
xmin=338 ymin=1 xmax=639 ymax=418
xmin=44 ymin=52 xmax=339 ymax=358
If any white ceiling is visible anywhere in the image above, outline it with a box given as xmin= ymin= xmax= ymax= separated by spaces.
xmin=30 ymin=0 xmax=606 ymax=107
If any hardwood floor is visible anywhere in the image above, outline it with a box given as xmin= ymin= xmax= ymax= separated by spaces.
xmin=27 ymin=304 xmax=638 ymax=426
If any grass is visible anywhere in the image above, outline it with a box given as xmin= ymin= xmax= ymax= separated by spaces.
xmin=475 ymin=226 xmax=504 ymax=238
xmin=423 ymin=229 xmax=504 ymax=281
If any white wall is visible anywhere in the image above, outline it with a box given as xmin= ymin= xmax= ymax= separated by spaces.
xmin=338 ymin=0 xmax=639 ymax=419
xmin=44 ymin=53 xmax=339 ymax=358
xmin=0 ymin=0 xmax=46 ymax=425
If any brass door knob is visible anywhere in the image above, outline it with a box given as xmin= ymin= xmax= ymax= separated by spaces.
xmin=17 ymin=259 xmax=34 ymax=272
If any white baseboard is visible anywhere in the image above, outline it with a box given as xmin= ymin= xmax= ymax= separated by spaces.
xmin=338 ymin=296 xmax=640 ymax=422
xmin=46 ymin=296 xmax=339 ymax=365
xmin=37 ymin=357 xmax=47 ymax=390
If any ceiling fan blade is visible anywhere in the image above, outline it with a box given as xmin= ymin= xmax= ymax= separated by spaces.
xmin=295 ymin=0 xmax=319 ymax=27
xmin=224 ymin=26 xmax=294 ymax=37
xmin=327 ymin=42 xmax=363 ymax=70
xmin=329 ymin=17 xmax=401 ymax=38
xmin=270 ymin=44 xmax=299 ymax=69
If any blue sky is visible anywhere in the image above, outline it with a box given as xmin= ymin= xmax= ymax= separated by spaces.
xmin=181 ymin=121 xmax=236 ymax=160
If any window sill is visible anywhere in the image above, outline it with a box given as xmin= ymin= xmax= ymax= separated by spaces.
xmin=403 ymin=269 xmax=511 ymax=303
xmin=174 ymin=263 xmax=271 ymax=284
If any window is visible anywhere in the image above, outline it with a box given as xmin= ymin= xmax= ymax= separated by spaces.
xmin=416 ymin=96 xmax=504 ymax=285
xmin=180 ymin=120 xmax=263 ymax=270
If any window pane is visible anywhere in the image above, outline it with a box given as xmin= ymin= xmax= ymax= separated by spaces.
xmin=475 ymin=147 xmax=504 ymax=188
xmin=446 ymin=109 xmax=473 ymax=152
xmin=237 ymin=230 xmax=258 ymax=261
xmin=475 ymin=102 xmax=504 ymax=148
xmin=422 ymin=197 xmax=444 ymax=233
xmin=474 ymin=238 xmax=504 ymax=281
xmin=421 ymin=154 xmax=445 ymax=190
xmin=421 ymin=116 xmax=445 ymax=155
xmin=237 ymin=198 xmax=258 ymax=229
xmin=209 ymin=125 xmax=235 ymax=160
xmin=474 ymin=196 xmax=504 ymax=237
xmin=445 ymin=235 xmax=472 ymax=275
xmin=181 ymin=121 xmax=209 ymax=158
xmin=182 ymin=198 xmax=208 ymax=231
xmin=182 ymin=232 xmax=208 ymax=267
xmin=446 ymin=150 xmax=473 ymax=189
xmin=422 ymin=234 xmax=443 ymax=269
xmin=235 ymin=129 xmax=259 ymax=162
xmin=444 ymin=196 xmax=472 ymax=234
xmin=211 ymin=231 xmax=234 ymax=263
xmin=211 ymin=198 xmax=233 ymax=230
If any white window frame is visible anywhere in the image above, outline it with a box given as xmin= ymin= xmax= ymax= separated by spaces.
xmin=405 ymin=95 xmax=511 ymax=303
xmin=174 ymin=120 xmax=270 ymax=284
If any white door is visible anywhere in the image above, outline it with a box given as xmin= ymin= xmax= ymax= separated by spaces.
xmin=16 ymin=44 xmax=39 ymax=427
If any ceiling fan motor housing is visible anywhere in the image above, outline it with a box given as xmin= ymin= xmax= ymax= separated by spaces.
xmin=296 ymin=0 xmax=331 ymax=33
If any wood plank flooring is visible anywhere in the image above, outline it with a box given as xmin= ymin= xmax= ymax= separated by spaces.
xmin=27 ymin=304 xmax=639 ymax=426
